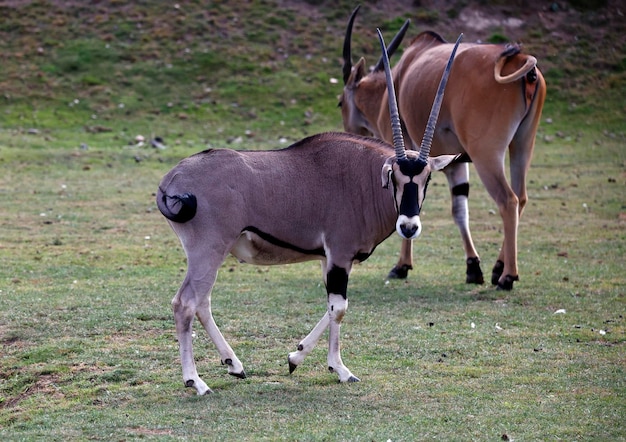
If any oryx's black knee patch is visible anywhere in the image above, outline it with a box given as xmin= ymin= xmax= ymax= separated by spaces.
xmin=326 ymin=266 xmax=348 ymax=298
xmin=452 ymin=183 xmax=470 ymax=197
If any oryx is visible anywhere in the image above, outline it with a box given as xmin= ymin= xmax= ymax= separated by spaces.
xmin=340 ymin=6 xmax=546 ymax=290
xmin=156 ymin=30 xmax=461 ymax=395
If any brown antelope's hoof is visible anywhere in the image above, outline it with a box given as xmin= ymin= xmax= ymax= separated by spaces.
xmin=496 ymin=274 xmax=519 ymax=291
xmin=387 ymin=264 xmax=412 ymax=279
xmin=466 ymin=257 xmax=484 ymax=284
xmin=491 ymin=260 xmax=505 ymax=285
xmin=229 ymin=371 xmax=247 ymax=379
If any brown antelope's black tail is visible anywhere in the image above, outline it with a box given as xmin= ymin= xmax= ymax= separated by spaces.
xmin=157 ymin=188 xmax=197 ymax=223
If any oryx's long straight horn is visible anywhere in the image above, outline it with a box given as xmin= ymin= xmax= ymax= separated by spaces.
xmin=376 ymin=28 xmax=406 ymax=161
xmin=417 ymin=33 xmax=463 ymax=163
xmin=342 ymin=5 xmax=361 ymax=84
xmin=373 ymin=19 xmax=411 ymax=72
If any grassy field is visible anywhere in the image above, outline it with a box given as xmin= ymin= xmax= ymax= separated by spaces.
xmin=1 ymin=1 xmax=625 ymax=440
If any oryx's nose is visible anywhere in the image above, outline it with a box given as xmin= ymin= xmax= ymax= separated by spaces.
xmin=401 ymin=224 xmax=418 ymax=238
xmin=396 ymin=215 xmax=422 ymax=240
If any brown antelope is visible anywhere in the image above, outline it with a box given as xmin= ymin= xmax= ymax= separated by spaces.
xmin=339 ymin=6 xmax=546 ymax=290
xmin=156 ymin=31 xmax=461 ymax=394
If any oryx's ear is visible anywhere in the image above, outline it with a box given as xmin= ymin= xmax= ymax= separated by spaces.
xmin=381 ymin=157 xmax=395 ymax=188
xmin=347 ymin=57 xmax=368 ymax=86
xmin=429 ymin=154 xmax=462 ymax=171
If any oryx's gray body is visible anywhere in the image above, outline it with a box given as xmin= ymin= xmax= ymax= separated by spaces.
xmin=159 ymin=135 xmax=399 ymax=269
xmin=157 ymin=30 xmax=460 ymax=395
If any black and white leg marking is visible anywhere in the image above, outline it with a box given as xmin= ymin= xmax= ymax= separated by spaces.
xmin=288 ymin=264 xmax=359 ymax=382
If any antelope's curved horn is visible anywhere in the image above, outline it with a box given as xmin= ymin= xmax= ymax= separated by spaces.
xmin=373 ymin=19 xmax=411 ymax=72
xmin=342 ymin=5 xmax=361 ymax=85
xmin=418 ymin=33 xmax=463 ymax=163
xmin=377 ymin=28 xmax=406 ymax=161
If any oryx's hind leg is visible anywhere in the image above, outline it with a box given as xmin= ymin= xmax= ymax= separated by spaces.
xmin=173 ymin=248 xmax=244 ymax=395
xmin=444 ymin=162 xmax=484 ymax=284
xmin=172 ymin=272 xmax=214 ymax=395
xmin=387 ymin=239 xmax=413 ymax=279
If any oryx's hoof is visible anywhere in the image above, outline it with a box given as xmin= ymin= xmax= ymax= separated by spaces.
xmin=491 ymin=260 xmax=505 ymax=285
xmin=387 ymin=264 xmax=412 ymax=279
xmin=346 ymin=375 xmax=360 ymax=383
xmin=288 ymin=359 xmax=298 ymax=374
xmin=496 ymin=274 xmax=519 ymax=291
xmin=222 ymin=358 xmax=246 ymax=379
xmin=184 ymin=379 xmax=213 ymax=395
xmin=229 ymin=371 xmax=247 ymax=379
xmin=466 ymin=257 xmax=484 ymax=284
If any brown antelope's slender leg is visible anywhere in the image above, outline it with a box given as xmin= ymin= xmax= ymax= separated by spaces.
xmin=444 ymin=162 xmax=484 ymax=284
xmin=472 ymin=159 xmax=520 ymax=290
xmin=388 ymin=239 xmax=413 ymax=279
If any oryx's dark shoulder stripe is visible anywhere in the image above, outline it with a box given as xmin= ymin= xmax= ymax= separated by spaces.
xmin=242 ymin=226 xmax=325 ymax=257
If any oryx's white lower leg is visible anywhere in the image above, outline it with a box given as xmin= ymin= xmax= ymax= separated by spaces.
xmin=172 ymin=275 xmax=213 ymax=395
xmin=327 ymin=293 xmax=359 ymax=382
xmin=196 ymin=305 xmax=245 ymax=379
xmin=173 ymin=255 xmax=245 ymax=395
xmin=288 ymin=312 xmax=329 ymax=372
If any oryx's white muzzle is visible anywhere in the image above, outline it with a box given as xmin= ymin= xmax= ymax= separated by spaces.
xmin=396 ymin=214 xmax=422 ymax=240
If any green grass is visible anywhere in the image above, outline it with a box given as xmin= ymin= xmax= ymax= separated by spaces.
xmin=1 ymin=97 xmax=624 ymax=440
xmin=1 ymin=1 xmax=625 ymax=440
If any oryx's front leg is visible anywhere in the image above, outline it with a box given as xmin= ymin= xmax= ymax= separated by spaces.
xmin=444 ymin=162 xmax=484 ymax=284
xmin=288 ymin=311 xmax=329 ymax=373
xmin=325 ymin=265 xmax=359 ymax=382
xmin=288 ymin=263 xmax=359 ymax=382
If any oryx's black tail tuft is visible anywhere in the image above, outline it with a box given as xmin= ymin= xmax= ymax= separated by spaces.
xmin=157 ymin=187 xmax=197 ymax=223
